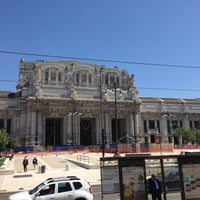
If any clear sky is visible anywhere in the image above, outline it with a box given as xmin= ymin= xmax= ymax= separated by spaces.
xmin=1 ymin=0 xmax=200 ymax=99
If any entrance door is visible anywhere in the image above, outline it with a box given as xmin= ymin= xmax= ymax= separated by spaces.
xmin=80 ymin=119 xmax=95 ymax=145
xmin=45 ymin=118 xmax=62 ymax=146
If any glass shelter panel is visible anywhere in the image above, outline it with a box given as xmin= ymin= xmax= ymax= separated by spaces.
xmin=182 ymin=164 xmax=200 ymax=199
xmin=162 ymin=158 xmax=181 ymax=192
xmin=145 ymin=158 xmax=181 ymax=199
xmin=101 ymin=160 xmax=119 ymax=194
xmin=122 ymin=166 xmax=146 ymax=200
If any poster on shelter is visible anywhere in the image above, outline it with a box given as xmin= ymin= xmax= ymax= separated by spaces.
xmin=122 ymin=166 xmax=146 ymax=200
xmin=182 ymin=164 xmax=200 ymax=199
xmin=101 ymin=166 xmax=119 ymax=194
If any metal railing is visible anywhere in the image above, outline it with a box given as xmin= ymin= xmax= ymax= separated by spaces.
xmin=77 ymin=155 xmax=89 ymax=164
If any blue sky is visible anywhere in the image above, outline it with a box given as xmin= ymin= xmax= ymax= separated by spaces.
xmin=1 ymin=0 xmax=200 ymax=98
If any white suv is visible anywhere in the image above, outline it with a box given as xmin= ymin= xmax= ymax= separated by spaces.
xmin=9 ymin=176 xmax=93 ymax=200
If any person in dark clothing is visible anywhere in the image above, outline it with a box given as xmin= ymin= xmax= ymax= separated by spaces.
xmin=22 ymin=156 xmax=28 ymax=172
xmin=148 ymin=174 xmax=162 ymax=200
xmin=32 ymin=156 xmax=38 ymax=169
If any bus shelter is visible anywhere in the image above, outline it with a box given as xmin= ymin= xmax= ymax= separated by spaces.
xmin=100 ymin=154 xmax=200 ymax=200
xmin=178 ymin=154 xmax=200 ymax=200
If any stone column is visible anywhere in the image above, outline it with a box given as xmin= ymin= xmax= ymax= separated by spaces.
xmin=20 ymin=112 xmax=27 ymax=146
xmin=184 ymin=113 xmax=190 ymax=128
xmin=26 ymin=111 xmax=32 ymax=146
xmin=96 ymin=115 xmax=101 ymax=144
xmin=13 ymin=112 xmax=20 ymax=137
xmin=72 ymin=113 xmax=81 ymax=145
xmin=31 ymin=111 xmax=36 ymax=146
xmin=63 ymin=116 xmax=67 ymax=145
xmin=77 ymin=116 xmax=81 ymax=145
xmin=104 ymin=113 xmax=110 ymax=144
xmin=37 ymin=112 xmax=43 ymax=146
xmin=160 ymin=117 xmax=168 ymax=143
xmin=129 ymin=113 xmax=135 ymax=142
xmin=135 ymin=113 xmax=139 ymax=139
xmin=74 ymin=115 xmax=78 ymax=145
xmin=68 ymin=115 xmax=72 ymax=144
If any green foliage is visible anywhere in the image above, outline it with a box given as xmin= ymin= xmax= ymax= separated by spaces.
xmin=173 ymin=128 xmax=200 ymax=145
xmin=0 ymin=156 xmax=6 ymax=166
xmin=9 ymin=137 xmax=21 ymax=148
xmin=0 ymin=129 xmax=9 ymax=148
xmin=191 ymin=129 xmax=200 ymax=144
xmin=0 ymin=129 xmax=21 ymax=149
xmin=173 ymin=128 xmax=191 ymax=144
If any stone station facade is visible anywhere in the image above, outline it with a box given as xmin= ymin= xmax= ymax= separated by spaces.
xmin=1 ymin=59 xmax=200 ymax=149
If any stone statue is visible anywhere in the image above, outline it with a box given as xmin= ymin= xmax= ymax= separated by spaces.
xmin=129 ymin=74 xmax=134 ymax=87
xmin=35 ymin=66 xmax=42 ymax=82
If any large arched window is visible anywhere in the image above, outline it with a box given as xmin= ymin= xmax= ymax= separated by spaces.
xmin=45 ymin=68 xmax=62 ymax=85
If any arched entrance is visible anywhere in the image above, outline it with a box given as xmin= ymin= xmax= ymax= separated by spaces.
xmin=80 ymin=118 xmax=96 ymax=145
xmin=45 ymin=118 xmax=62 ymax=146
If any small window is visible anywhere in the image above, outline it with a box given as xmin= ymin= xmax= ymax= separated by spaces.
xmin=88 ymin=74 xmax=92 ymax=84
xmin=76 ymin=74 xmax=79 ymax=85
xmin=110 ymin=76 xmax=115 ymax=88
xmin=143 ymin=120 xmax=147 ymax=133
xmin=105 ymin=73 xmax=108 ymax=85
xmin=7 ymin=119 xmax=11 ymax=134
xmin=73 ymin=181 xmax=83 ymax=190
xmin=51 ymin=71 xmax=56 ymax=81
xmin=0 ymin=119 xmax=4 ymax=129
xmin=194 ymin=121 xmax=200 ymax=129
xmin=58 ymin=182 xmax=72 ymax=193
xmin=58 ymin=72 xmax=62 ymax=82
xmin=190 ymin=121 xmax=193 ymax=129
xmin=45 ymin=71 xmax=49 ymax=81
xmin=81 ymin=74 xmax=87 ymax=83
xmin=149 ymin=120 xmax=155 ymax=129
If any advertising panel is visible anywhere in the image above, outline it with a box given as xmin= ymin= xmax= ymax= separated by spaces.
xmin=122 ymin=166 xmax=146 ymax=200
xmin=183 ymin=164 xmax=200 ymax=199
xmin=101 ymin=166 xmax=120 ymax=194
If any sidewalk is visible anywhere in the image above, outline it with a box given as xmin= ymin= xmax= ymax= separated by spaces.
xmin=0 ymin=151 xmax=181 ymax=194
xmin=0 ymin=151 xmax=103 ymax=193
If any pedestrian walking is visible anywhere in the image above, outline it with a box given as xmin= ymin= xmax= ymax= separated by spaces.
xmin=32 ymin=156 xmax=38 ymax=170
xmin=148 ymin=174 xmax=162 ymax=200
xmin=22 ymin=156 xmax=28 ymax=172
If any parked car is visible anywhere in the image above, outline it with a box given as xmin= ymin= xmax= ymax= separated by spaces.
xmin=9 ymin=176 xmax=93 ymax=200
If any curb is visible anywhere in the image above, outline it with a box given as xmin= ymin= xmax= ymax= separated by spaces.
xmin=66 ymin=158 xmax=100 ymax=169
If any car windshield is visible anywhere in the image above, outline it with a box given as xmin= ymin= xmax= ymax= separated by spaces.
xmin=29 ymin=182 xmax=45 ymax=195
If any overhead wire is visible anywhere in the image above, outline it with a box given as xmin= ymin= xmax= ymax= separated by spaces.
xmin=1 ymin=50 xmax=200 ymax=69
xmin=0 ymin=50 xmax=200 ymax=94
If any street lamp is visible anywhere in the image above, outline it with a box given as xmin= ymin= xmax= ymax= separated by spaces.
xmin=162 ymin=112 xmax=175 ymax=143
xmin=114 ymin=82 xmax=120 ymax=156
xmin=53 ymin=119 xmax=56 ymax=146
xmin=100 ymin=67 xmax=105 ymax=157
xmin=68 ymin=110 xmax=81 ymax=146
xmin=106 ymin=82 xmax=126 ymax=156
xmin=156 ymin=134 xmax=167 ymax=200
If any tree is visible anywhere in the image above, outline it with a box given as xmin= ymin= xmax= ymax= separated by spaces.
xmin=173 ymin=128 xmax=194 ymax=145
xmin=0 ymin=129 xmax=9 ymax=149
xmin=9 ymin=137 xmax=21 ymax=148
xmin=191 ymin=129 xmax=200 ymax=144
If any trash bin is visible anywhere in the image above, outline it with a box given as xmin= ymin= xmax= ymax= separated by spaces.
xmin=41 ymin=165 xmax=46 ymax=173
